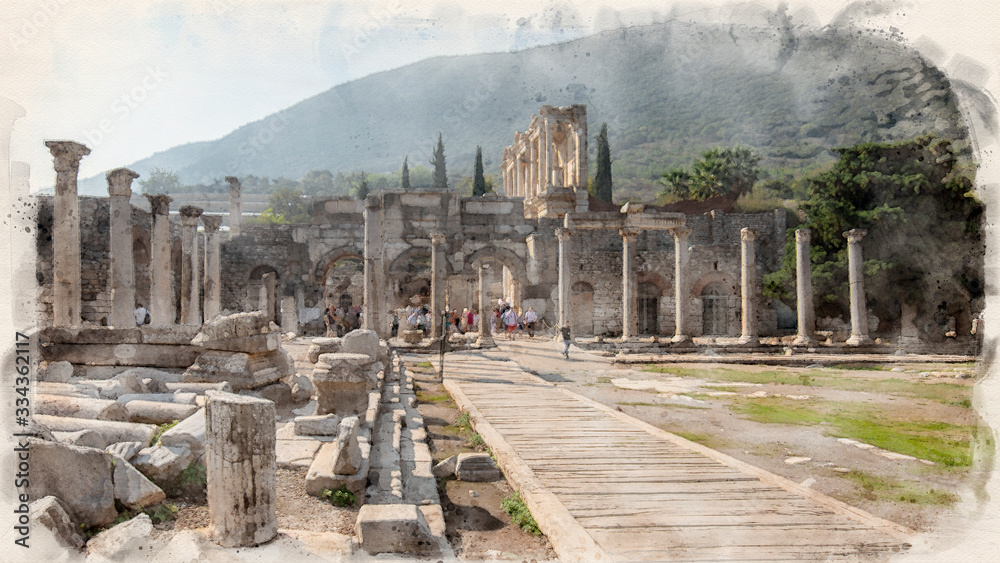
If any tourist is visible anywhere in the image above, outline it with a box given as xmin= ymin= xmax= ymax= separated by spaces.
xmin=324 ymin=306 xmax=336 ymax=336
xmin=524 ymin=307 xmax=538 ymax=338
xmin=490 ymin=307 xmax=498 ymax=335
xmin=503 ymin=307 xmax=519 ymax=340
xmin=134 ymin=303 xmax=151 ymax=326
xmin=560 ymin=322 xmax=572 ymax=359
xmin=390 ymin=310 xmax=399 ymax=338
xmin=466 ymin=307 xmax=474 ymax=329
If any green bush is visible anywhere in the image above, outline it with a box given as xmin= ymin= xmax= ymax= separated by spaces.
xmin=321 ymin=485 xmax=356 ymax=507
xmin=501 ymin=492 xmax=541 ymax=535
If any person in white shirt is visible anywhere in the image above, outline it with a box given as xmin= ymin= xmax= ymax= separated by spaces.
xmin=134 ymin=304 xmax=150 ymax=326
xmin=524 ymin=307 xmax=538 ymax=338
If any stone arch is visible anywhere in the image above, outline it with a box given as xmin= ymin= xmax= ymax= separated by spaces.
xmin=132 ymin=225 xmax=151 ymax=307
xmin=313 ymin=246 xmax=364 ymax=284
xmin=388 ymin=246 xmax=433 ymax=309
xmin=246 ymin=264 xmax=280 ymax=312
xmin=467 ymin=246 xmax=529 ymax=311
xmin=571 ymin=281 xmax=594 ymax=336
xmin=693 ymin=272 xmax=737 ymax=337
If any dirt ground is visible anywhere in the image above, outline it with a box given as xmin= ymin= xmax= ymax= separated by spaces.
xmin=498 ymin=338 xmax=985 ymax=536
xmin=407 ymin=358 xmax=558 ymax=561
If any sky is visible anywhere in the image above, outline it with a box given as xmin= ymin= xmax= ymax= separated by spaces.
xmin=2 ymin=0 xmax=998 ymax=191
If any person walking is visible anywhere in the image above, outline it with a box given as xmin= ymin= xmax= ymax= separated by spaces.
xmin=503 ymin=307 xmax=519 ymax=340
xmin=560 ymin=322 xmax=572 ymax=359
xmin=524 ymin=307 xmax=537 ymax=338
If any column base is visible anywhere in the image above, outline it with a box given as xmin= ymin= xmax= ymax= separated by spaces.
xmin=474 ymin=336 xmax=496 ymax=349
xmin=792 ymin=335 xmax=818 ymax=347
xmin=670 ymin=336 xmax=695 ymax=348
xmin=737 ymin=335 xmax=759 ymax=346
xmin=845 ymin=334 xmax=872 ymax=347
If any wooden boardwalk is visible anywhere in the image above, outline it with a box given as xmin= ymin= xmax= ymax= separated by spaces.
xmin=442 ymin=351 xmax=914 ymax=562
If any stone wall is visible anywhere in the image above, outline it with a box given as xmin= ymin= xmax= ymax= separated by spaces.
xmin=221 ymin=224 xmax=312 ymax=313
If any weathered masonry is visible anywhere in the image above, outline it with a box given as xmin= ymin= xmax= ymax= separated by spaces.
xmin=46 ymin=103 xmax=918 ymax=345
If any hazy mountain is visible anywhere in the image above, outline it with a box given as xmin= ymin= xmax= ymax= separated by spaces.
xmin=78 ymin=19 xmax=967 ymax=201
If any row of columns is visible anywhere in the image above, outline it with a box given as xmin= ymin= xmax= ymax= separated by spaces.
xmin=46 ymin=140 xmax=225 ymax=328
xmin=555 ymin=225 xmax=872 ymax=345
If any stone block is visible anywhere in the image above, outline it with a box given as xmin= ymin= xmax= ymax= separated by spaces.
xmin=166 ymin=381 xmax=231 ymax=394
xmin=30 ymin=496 xmax=85 ymax=550
xmin=86 ymin=513 xmax=153 ymax=560
xmin=247 ymin=381 xmax=292 ymax=405
xmin=193 ymin=331 xmax=281 ymax=353
xmin=27 ymin=438 xmax=117 ymax=528
xmin=455 ymin=453 xmax=501 ymax=482
xmin=305 ymin=438 xmax=369 ymax=498
xmin=401 ymin=329 xmax=424 ymax=344
xmin=131 ymin=445 xmax=194 ymax=487
xmin=431 ymin=454 xmax=457 ymax=479
xmin=117 ymin=392 xmax=198 ymax=405
xmin=116 ymin=367 xmax=184 ymax=385
xmin=307 ymin=337 xmax=343 ymax=363
xmin=183 ymin=348 xmax=293 ymax=391
xmin=138 ymin=325 xmax=202 ymax=344
xmin=333 ymin=417 xmax=362 ymax=475
xmin=113 ymin=456 xmax=166 ymax=510
xmin=34 ymin=415 xmax=157 ymax=452
xmin=356 ymin=504 xmax=438 ymax=556
xmin=341 ymin=329 xmax=379 ymax=360
xmin=106 ymin=441 xmax=145 ymax=463
xmin=159 ymin=407 xmax=206 ymax=457
xmin=312 ymin=353 xmax=376 ymax=419
xmin=125 ymin=400 xmax=199 ymax=425
xmin=37 ymin=381 xmax=97 ymax=399
xmin=294 ymin=414 xmax=340 ymax=436
xmin=41 ymin=361 xmax=74 ymax=383
xmin=276 ymin=439 xmax=322 ymax=469
xmin=289 ymin=373 xmax=314 ymax=402
xmin=52 ymin=429 xmax=106 ymax=450
xmin=36 ymin=394 xmax=130 ymax=422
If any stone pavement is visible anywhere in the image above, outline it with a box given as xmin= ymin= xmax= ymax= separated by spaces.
xmin=441 ymin=344 xmax=917 ymax=562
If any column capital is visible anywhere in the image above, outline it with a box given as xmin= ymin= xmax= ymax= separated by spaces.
xmin=619 ymin=228 xmax=641 ymax=241
xmin=740 ymin=227 xmax=757 ymax=242
xmin=843 ymin=228 xmax=868 ymax=243
xmin=555 ymin=227 xmax=572 ymax=241
xmin=364 ymin=194 xmax=382 ymax=209
xmin=106 ymin=167 xmax=139 ymax=197
xmin=145 ymin=194 xmax=173 ymax=215
xmin=45 ymin=140 xmax=90 ymax=171
xmin=201 ymin=214 xmax=224 ymax=232
xmin=225 ymin=176 xmax=241 ymax=194
xmin=795 ymin=228 xmax=811 ymax=243
xmin=430 ymin=231 xmax=446 ymax=246
xmin=671 ymin=226 xmax=692 ymax=240
xmin=179 ymin=205 xmax=204 ymax=225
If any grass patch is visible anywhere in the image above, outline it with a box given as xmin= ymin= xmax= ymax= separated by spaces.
xmin=455 ymin=411 xmax=471 ymax=431
xmin=468 ymin=432 xmax=485 ymax=448
xmin=414 ymin=361 xmax=434 ymax=369
xmin=616 ymin=401 xmax=706 ymax=409
xmin=596 ymin=376 xmax=612 ymax=383
xmin=828 ymin=363 xmax=887 ymax=371
xmin=501 ymin=492 xmax=541 ymax=535
xmin=661 ymin=428 xmax=731 ymax=450
xmin=729 ymin=397 xmax=974 ymax=467
xmin=416 ymin=389 xmax=454 ymax=406
xmin=642 ymin=365 xmax=972 ymax=406
xmin=321 ymin=485 xmax=357 ymax=507
xmin=151 ymin=419 xmax=180 ymax=445
xmin=844 ymin=470 xmax=959 ymax=505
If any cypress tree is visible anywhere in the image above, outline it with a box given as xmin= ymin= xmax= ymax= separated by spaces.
xmin=355 ymin=171 xmax=369 ymax=201
xmin=472 ymin=146 xmax=487 ymax=196
xmin=431 ymin=133 xmax=448 ymax=191
xmin=400 ymin=157 xmax=411 ymax=190
xmin=592 ymin=123 xmax=613 ymax=203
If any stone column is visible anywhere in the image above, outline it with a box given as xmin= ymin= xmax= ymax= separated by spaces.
xmin=844 ymin=229 xmax=871 ymax=346
xmin=528 ymin=142 xmax=536 ymax=198
xmin=145 ymin=195 xmax=174 ymax=326
xmin=201 ymin=215 xmax=223 ymax=321
xmin=362 ymin=196 xmax=386 ymax=338
xmin=738 ymin=228 xmax=759 ymax=345
xmin=430 ymin=231 xmax=447 ymax=339
xmin=260 ymin=272 xmax=277 ymax=325
xmin=671 ymin=227 xmax=692 ymax=343
xmin=556 ymin=227 xmax=573 ymax=332
xmin=107 ymin=168 xmax=140 ymax=328
xmin=620 ymin=228 xmax=640 ymax=342
xmin=46 ymin=140 xmax=91 ymax=326
xmin=793 ymin=229 xmax=817 ymax=346
xmin=179 ymin=206 xmax=203 ymax=325
xmin=225 ymin=176 xmax=242 ymax=238
xmin=543 ymin=119 xmax=553 ymax=190
xmin=475 ymin=264 xmax=494 ymax=347
xmin=205 ymin=391 xmax=277 ymax=547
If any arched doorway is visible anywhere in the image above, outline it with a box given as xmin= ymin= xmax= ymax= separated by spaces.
xmin=638 ymin=282 xmax=660 ymax=335
xmin=324 ymin=256 xmax=364 ymax=310
xmin=702 ymin=284 xmax=728 ymax=336
xmin=247 ymin=265 xmax=279 ymax=312
xmin=571 ymin=281 xmax=594 ymax=336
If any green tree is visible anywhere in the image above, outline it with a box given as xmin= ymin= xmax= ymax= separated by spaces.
xmin=660 ymin=146 xmax=759 ymax=200
xmin=472 ymin=146 xmax=488 ymax=196
xmin=354 ymin=171 xmax=369 ymax=201
xmin=762 ymin=136 xmax=983 ymax=341
xmin=431 ymin=133 xmax=448 ymax=190
xmin=138 ymin=167 xmax=182 ymax=194
xmin=591 ymin=123 xmax=613 ymax=202
xmin=400 ymin=157 xmax=411 ymax=191
xmin=299 ymin=170 xmax=334 ymax=195
xmin=265 ymin=186 xmax=312 ymax=223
